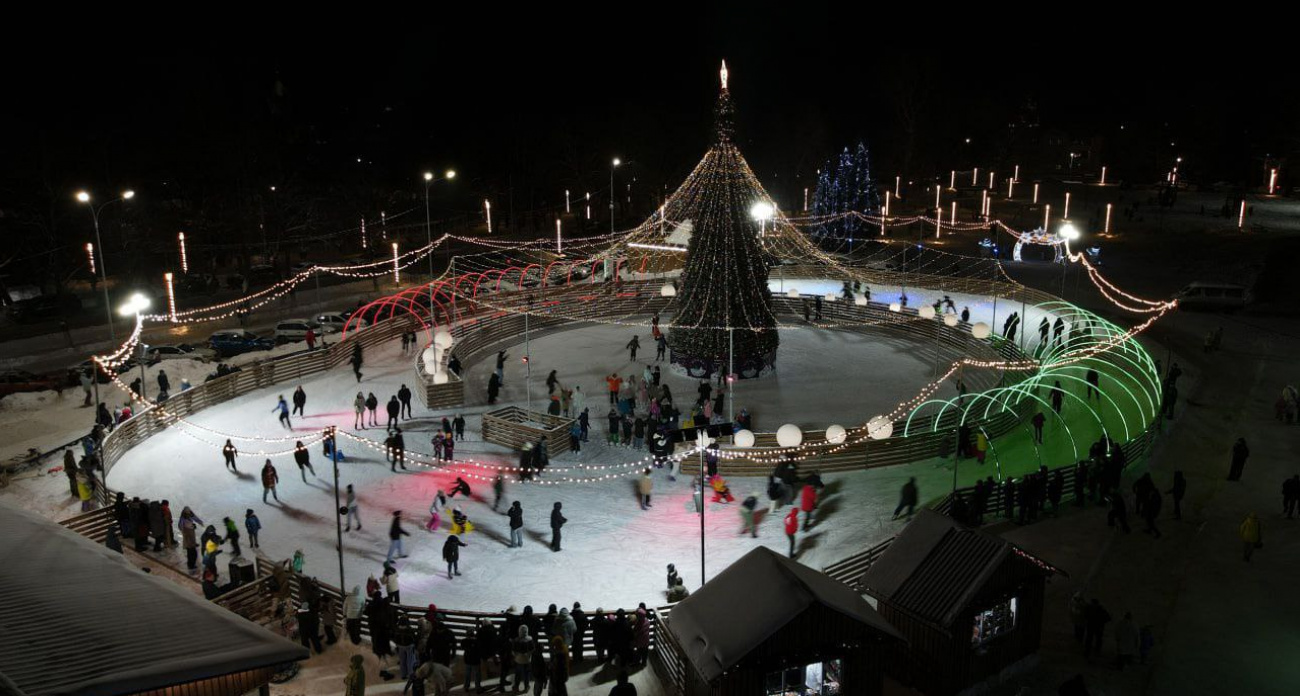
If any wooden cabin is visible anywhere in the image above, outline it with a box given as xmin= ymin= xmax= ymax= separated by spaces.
xmin=660 ymin=546 xmax=902 ymax=696
xmin=859 ymin=510 xmax=1065 ymax=695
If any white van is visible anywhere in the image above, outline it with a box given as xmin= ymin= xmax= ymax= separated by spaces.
xmin=273 ymin=319 xmax=334 ymax=344
xmin=316 ymin=312 xmax=368 ymax=332
xmin=1175 ymin=283 xmax=1251 ymax=311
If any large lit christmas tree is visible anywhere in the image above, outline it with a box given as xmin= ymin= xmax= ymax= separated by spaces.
xmin=666 ymin=62 xmax=780 ymax=378
xmin=812 ymin=142 xmax=881 ymax=240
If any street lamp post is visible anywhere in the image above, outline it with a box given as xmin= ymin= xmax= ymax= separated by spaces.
xmin=118 ymin=293 xmax=151 ymax=401
xmin=77 ymin=189 xmax=135 ymax=342
xmin=1058 ymin=224 xmax=1081 ymax=298
xmin=610 ymin=158 xmax=621 ymax=234
xmin=329 ymin=426 xmax=345 ymax=593
xmin=423 ymin=170 xmax=456 ymax=314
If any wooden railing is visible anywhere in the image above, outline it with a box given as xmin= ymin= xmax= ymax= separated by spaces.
xmin=481 ymin=406 xmax=575 ymax=459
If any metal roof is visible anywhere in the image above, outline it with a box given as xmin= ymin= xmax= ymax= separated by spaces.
xmin=0 ymin=502 xmax=307 ymax=696
xmin=667 ymin=546 xmax=901 ymax=682
xmin=860 ymin=510 xmax=1063 ymax=628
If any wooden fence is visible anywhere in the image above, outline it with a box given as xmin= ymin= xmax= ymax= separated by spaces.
xmin=481 ymin=406 xmax=575 ymax=459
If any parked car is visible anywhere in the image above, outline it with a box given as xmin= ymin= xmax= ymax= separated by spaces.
xmin=273 ymin=319 xmax=337 ymax=344
xmin=315 ymin=312 xmax=368 ymax=332
xmin=145 ymin=343 xmax=218 ymax=364
xmin=1 ymin=370 xmax=65 ymax=398
xmin=1175 ymin=282 xmax=1251 ymax=312
xmin=209 ymin=331 xmax=276 ymax=357
xmin=7 ymin=295 xmax=83 ymax=323
xmin=69 ymin=357 xmax=136 ymax=386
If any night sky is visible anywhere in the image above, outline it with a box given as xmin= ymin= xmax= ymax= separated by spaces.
xmin=0 ymin=15 xmax=1292 ymax=284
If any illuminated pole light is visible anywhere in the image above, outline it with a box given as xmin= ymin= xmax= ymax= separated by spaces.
xmin=485 ymin=200 xmax=492 ymax=233
xmin=1014 ymin=164 xmax=1020 ymax=182
xmin=1104 ymin=203 xmax=1113 ymax=233
xmin=950 ymin=170 xmax=956 ymax=189
xmin=360 ymin=217 xmax=367 ymax=249
xmin=1008 ymin=179 xmax=1015 ymax=199
xmin=894 ymin=176 xmax=901 ymax=198
xmin=972 ymin=168 xmax=979 ymax=186
xmin=164 ymin=272 xmax=177 ymax=322
xmin=565 ymin=189 xmax=571 ymax=214
xmin=1269 ymin=168 xmax=1278 ymax=194
xmin=1100 ymin=166 xmax=1107 ymax=186
xmin=950 ymin=201 xmax=957 ymax=225
xmin=803 ymin=187 xmax=809 ymax=211
xmin=988 ymin=172 xmax=995 ymax=189
xmin=1064 ymin=192 xmax=1071 ymax=219
xmin=934 ymin=185 xmax=941 ymax=210
xmin=585 ymin=192 xmax=591 ymax=220
xmin=380 ymin=211 xmax=387 ymax=240
xmin=935 ymin=208 xmax=943 ymax=239
xmin=1033 ymin=183 xmax=1040 ymax=204
xmin=86 ymin=243 xmax=95 ymax=275
xmin=981 ymin=190 xmax=988 ymax=219
xmin=556 ymin=218 xmax=563 ymax=254
xmin=1044 ymin=204 xmax=1051 ymax=231
xmin=177 ymin=232 xmax=189 ymax=273
xmin=884 ymin=190 xmax=891 ymax=217
xmin=392 ymin=243 xmax=400 ymax=283
xmin=1238 ymin=200 xmax=1246 ymax=229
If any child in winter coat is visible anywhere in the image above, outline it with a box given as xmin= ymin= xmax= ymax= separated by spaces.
xmin=223 ymin=517 xmax=242 ymax=556
xmin=426 ymin=489 xmax=447 ymax=531
xmin=710 ymin=476 xmax=734 ymax=503
xmin=245 ymin=509 xmax=262 ymax=549
xmin=450 ymin=507 xmax=474 ymax=535
xmin=784 ymin=508 xmax=799 ymax=558
xmin=740 ymin=494 xmax=759 ymax=537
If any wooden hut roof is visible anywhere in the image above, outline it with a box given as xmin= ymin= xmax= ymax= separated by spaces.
xmin=859 ymin=510 xmax=1064 ymax=627
xmin=667 ymin=546 xmax=901 ymax=682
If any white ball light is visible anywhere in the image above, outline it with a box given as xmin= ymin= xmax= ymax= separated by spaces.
xmin=433 ymin=329 xmax=454 ymax=348
xmin=776 ymin=424 xmax=803 ymax=448
xmin=734 ymin=429 xmax=756 ymax=448
xmin=660 ymin=284 xmax=677 ymax=297
xmin=971 ymin=322 xmax=992 ymax=339
xmin=787 ymin=289 xmax=800 ymax=298
xmin=919 ymin=305 xmax=936 ymax=319
xmin=866 ymin=416 xmax=894 ymax=440
xmin=889 ymin=302 xmax=902 ymax=312
xmin=421 ymin=346 xmax=438 ymax=370
xmin=854 ymin=295 xmax=868 ymax=306
xmin=825 ymin=424 xmax=847 ymax=444
xmin=944 ymin=313 xmax=959 ymax=327
xmin=433 ymin=371 xmax=449 ymax=385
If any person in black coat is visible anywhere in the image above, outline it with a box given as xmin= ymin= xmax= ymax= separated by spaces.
xmin=488 ymin=372 xmax=501 ymax=404
xmin=474 ymin=618 xmax=499 ymax=687
xmin=297 ymin=601 xmax=324 ymax=653
xmin=1167 ymin=471 xmax=1187 ymax=520
xmin=508 ymin=501 xmax=524 ymax=548
xmin=292 ymin=386 xmax=307 ymax=416
xmin=593 ymin=610 xmax=610 ymax=663
xmin=609 ymin=608 xmax=632 ymax=668
xmin=442 ymin=534 xmax=468 ymax=579
xmin=147 ymin=500 xmax=166 ymax=551
xmin=550 ymin=502 xmax=567 ymax=551
xmin=365 ymin=593 xmax=394 ymax=664
xmin=571 ymin=602 xmax=589 ymax=662
xmin=397 ymin=384 xmax=413 ymax=419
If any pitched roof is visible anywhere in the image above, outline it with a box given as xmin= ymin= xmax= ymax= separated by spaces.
xmin=859 ymin=510 xmax=1064 ymax=628
xmin=667 ymin=546 xmax=901 ymax=682
xmin=0 ymin=502 xmax=307 ymax=696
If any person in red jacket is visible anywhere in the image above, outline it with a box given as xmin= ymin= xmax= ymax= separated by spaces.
xmin=799 ymin=483 xmax=818 ymax=531
xmin=784 ymin=507 xmax=799 ymax=558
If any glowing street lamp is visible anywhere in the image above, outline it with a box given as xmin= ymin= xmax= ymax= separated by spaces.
xmin=1238 ymin=200 xmax=1247 ymax=229
xmin=485 ymin=200 xmax=492 ymax=233
xmin=556 ymin=218 xmax=563 ymax=254
xmin=76 ymin=188 xmax=135 ymax=342
xmin=565 ymin=189 xmax=571 ymax=214
xmin=1269 ymin=169 xmax=1278 ymax=195
xmin=1064 ymin=192 xmax=1071 ymax=219
xmin=1104 ymin=203 xmax=1113 ymax=233
xmin=1100 ymin=166 xmax=1107 ymax=186
xmin=1043 ymin=204 xmax=1051 ymax=231
xmin=119 ymin=292 xmax=151 ymax=400
xmin=1033 ymin=183 xmax=1040 ymax=204
xmin=178 ymin=232 xmax=189 ymax=274
xmin=610 ymin=158 xmax=622 ymax=233
xmin=750 ymin=201 xmax=775 ymax=242
xmin=972 ymin=168 xmax=979 ymax=187
xmin=422 ymin=168 xmax=456 ymax=306
xmin=164 ymin=272 xmax=177 ymax=322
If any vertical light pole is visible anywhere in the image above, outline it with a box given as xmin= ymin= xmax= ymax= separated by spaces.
xmin=1058 ymin=224 xmax=1080 ymax=296
xmin=894 ymin=176 xmax=901 ymax=198
xmin=1013 ymin=165 xmax=1020 ymax=182
xmin=1044 ymin=204 xmax=1052 ymax=232
xmin=118 ymin=293 xmax=151 ymax=400
xmin=556 ymin=218 xmax=563 ymax=255
xmin=1100 ymin=166 xmax=1107 ymax=186
xmin=1064 ymin=192 xmax=1071 ymax=219
xmin=1104 ymin=203 xmax=1113 ymax=233
xmin=585 ymin=192 xmax=591 ymax=220
xmin=77 ymin=189 xmax=135 ymax=342
xmin=178 ymin=232 xmax=189 ymax=274
xmin=423 ymin=169 xmax=456 ymax=309
xmin=485 ymin=200 xmax=492 ymax=233
xmin=329 ymin=426 xmax=345 ymax=593
xmin=1268 ymin=169 xmax=1277 ymax=195
xmin=86 ymin=243 xmax=96 ymax=275
xmin=565 ymin=189 xmax=571 ymax=214
xmin=1033 ymin=183 xmax=1040 ymax=204
xmin=164 ymin=273 xmax=177 ymax=322
xmin=392 ymin=243 xmax=400 ymax=284
xmin=610 ymin=158 xmax=621 ymax=234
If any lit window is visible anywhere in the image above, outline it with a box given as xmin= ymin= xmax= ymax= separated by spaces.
xmin=972 ymin=597 xmax=1018 ymax=646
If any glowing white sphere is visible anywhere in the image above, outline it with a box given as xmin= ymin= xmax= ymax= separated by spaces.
xmin=824 ymin=293 xmax=837 ymax=302
xmin=866 ymin=416 xmax=894 ymax=440
xmin=433 ymin=329 xmax=455 ymax=348
xmin=825 ymin=424 xmax=847 ymax=444
xmin=971 ymin=322 xmax=992 ymax=339
xmin=944 ymin=313 xmax=960 ymax=327
xmin=734 ymin=429 xmax=756 ymax=448
xmin=433 ymin=371 xmax=449 ymax=385
xmin=889 ymin=302 xmax=902 ymax=312
xmin=696 ymin=431 xmax=715 ymax=448
xmin=787 ymin=289 xmax=800 ymax=298
xmin=854 ymin=295 xmax=868 ymax=306
xmin=421 ymin=346 xmax=439 ymax=371
xmin=660 ymin=284 xmax=677 ymax=297
xmin=919 ymin=305 xmax=936 ymax=319
xmin=776 ymin=424 xmax=803 ymax=448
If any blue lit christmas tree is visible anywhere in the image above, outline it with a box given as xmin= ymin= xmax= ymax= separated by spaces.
xmin=812 ymin=142 xmax=881 ymax=240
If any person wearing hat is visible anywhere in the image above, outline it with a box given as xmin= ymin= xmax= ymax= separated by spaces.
xmin=666 ymin=564 xmax=681 ymax=590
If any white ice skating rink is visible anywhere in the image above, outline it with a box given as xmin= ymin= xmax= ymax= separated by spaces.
xmin=102 ymin=282 xmax=1058 ymax=610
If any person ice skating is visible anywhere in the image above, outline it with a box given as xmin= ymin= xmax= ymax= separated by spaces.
xmin=448 ymin=476 xmax=471 ymax=499
xmin=293 ymin=440 xmax=316 ymax=481
xmin=351 ymin=342 xmax=364 ymax=382
xmin=387 ymin=510 xmax=410 ymax=562
xmin=273 ymin=395 xmax=292 ymax=429
xmin=1142 ymin=488 xmax=1163 ymax=538
xmin=442 ymin=534 xmax=468 ymax=579
xmin=487 ymin=372 xmax=501 ymax=405
xmin=365 ymin=392 xmax=379 ymax=427
xmin=638 ymin=468 xmax=653 ymax=510
xmin=292 ymin=385 xmax=307 ymax=417
xmin=495 ymin=350 xmax=508 ymax=385
xmin=605 ymin=373 xmax=622 ymax=405
xmin=353 ymin=392 xmax=366 ymax=430
xmin=1031 ymin=411 xmax=1045 ymax=444
xmin=1107 ymin=490 xmax=1131 ymax=533
xmin=1167 ymin=471 xmax=1187 ymax=520
xmin=386 ymin=395 xmax=400 ymax=431
xmin=425 ymin=488 xmax=446 ymax=531
xmin=450 ymin=507 xmax=475 ymax=535
xmin=799 ymin=482 xmax=818 ymax=530
xmin=710 ymin=475 xmax=734 ymax=503
xmin=784 ymin=507 xmax=799 ymax=558
xmin=452 ymin=413 xmax=466 ymax=441
xmin=893 ymin=477 xmax=918 ymax=519
xmin=1085 ymin=368 xmax=1100 ymax=402
xmin=244 ymin=508 xmax=261 ymax=549
xmin=626 ymin=335 xmax=640 ymax=361
xmin=304 ymin=326 xmax=316 ymax=350
xmin=261 ymin=460 xmax=280 ymax=502
xmin=345 ymin=484 xmax=361 ymax=531
xmin=1228 ymin=437 xmax=1249 ymax=481
xmin=550 ymin=502 xmax=566 ymax=552
xmin=1240 ymin=512 xmax=1261 ymax=561
xmin=390 ymin=428 xmax=407 ymax=471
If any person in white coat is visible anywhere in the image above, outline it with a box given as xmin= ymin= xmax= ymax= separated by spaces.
xmin=571 ymin=386 xmax=586 ymax=421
